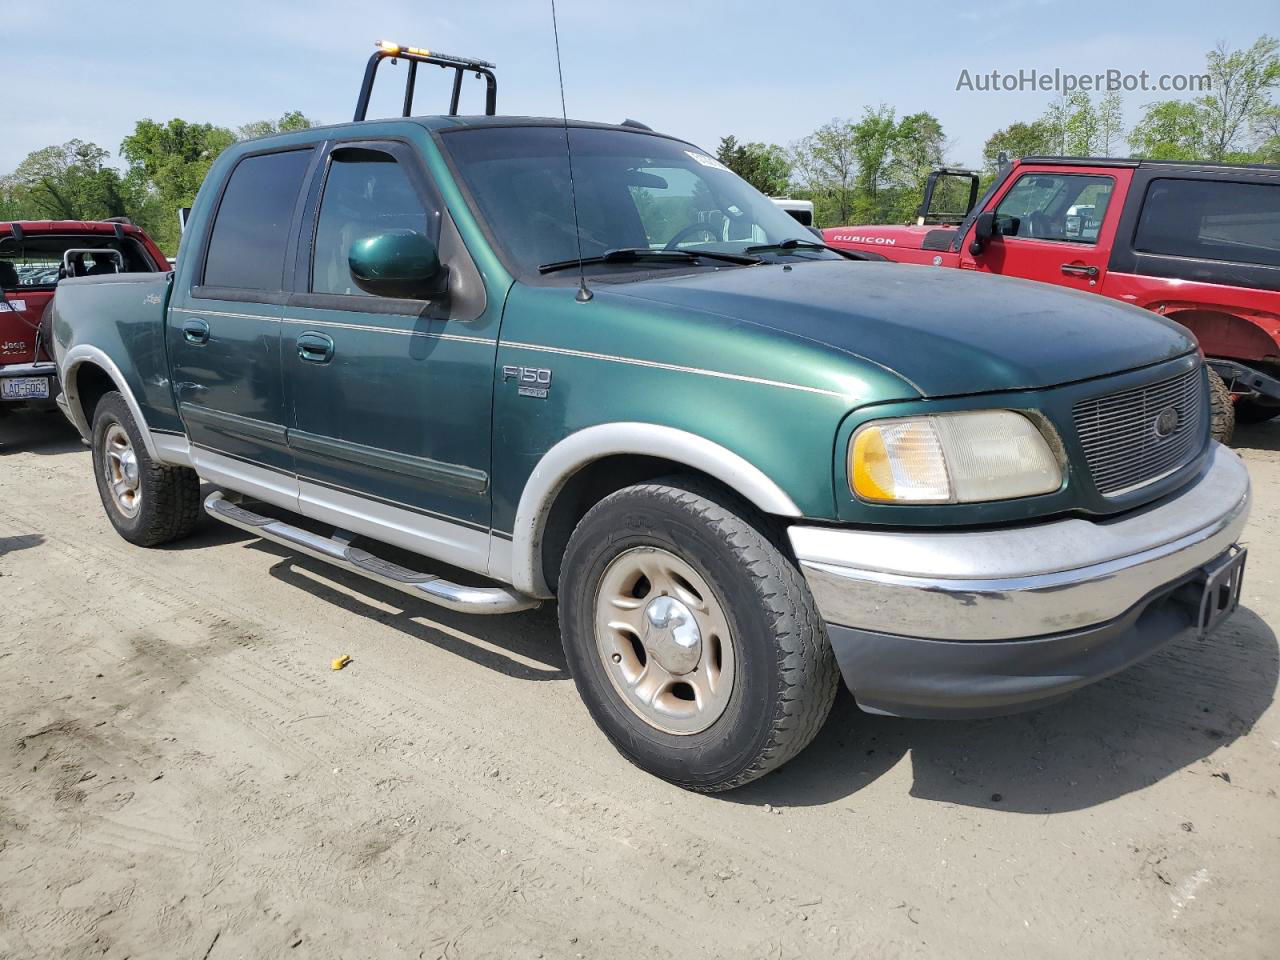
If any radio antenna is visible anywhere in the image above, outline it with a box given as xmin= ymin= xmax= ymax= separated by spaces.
xmin=551 ymin=0 xmax=592 ymax=303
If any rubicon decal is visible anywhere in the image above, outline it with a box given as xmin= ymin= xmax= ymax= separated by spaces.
xmin=830 ymin=234 xmax=897 ymax=246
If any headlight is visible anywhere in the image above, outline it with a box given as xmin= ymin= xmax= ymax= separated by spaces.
xmin=850 ymin=410 xmax=1062 ymax=504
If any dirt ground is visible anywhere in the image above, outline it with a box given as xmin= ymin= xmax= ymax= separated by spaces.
xmin=0 ymin=409 xmax=1277 ymax=960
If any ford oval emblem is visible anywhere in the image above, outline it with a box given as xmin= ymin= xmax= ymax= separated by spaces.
xmin=1153 ymin=405 xmax=1179 ymax=438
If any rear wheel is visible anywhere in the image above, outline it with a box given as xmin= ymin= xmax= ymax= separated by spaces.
xmin=558 ymin=479 xmax=839 ymax=792
xmin=1207 ymin=368 xmax=1235 ymax=445
xmin=91 ymin=391 xmax=201 ymax=546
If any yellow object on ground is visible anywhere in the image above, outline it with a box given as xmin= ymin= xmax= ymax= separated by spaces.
xmin=331 ymin=655 xmax=352 ymax=671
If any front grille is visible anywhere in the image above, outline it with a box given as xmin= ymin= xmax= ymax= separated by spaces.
xmin=1072 ymin=366 xmax=1206 ymax=496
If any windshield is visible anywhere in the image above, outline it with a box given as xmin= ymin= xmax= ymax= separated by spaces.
xmin=440 ymin=125 xmax=836 ymax=278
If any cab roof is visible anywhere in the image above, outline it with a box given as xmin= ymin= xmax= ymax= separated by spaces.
xmin=235 ymin=114 xmax=678 ymax=147
xmin=417 ymin=115 xmax=656 ymax=132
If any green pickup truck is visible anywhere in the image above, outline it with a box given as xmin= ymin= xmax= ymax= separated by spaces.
xmin=50 ymin=104 xmax=1252 ymax=791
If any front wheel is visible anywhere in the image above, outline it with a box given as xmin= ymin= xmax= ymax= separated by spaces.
xmin=558 ymin=479 xmax=839 ymax=792
xmin=91 ymin=391 xmax=201 ymax=546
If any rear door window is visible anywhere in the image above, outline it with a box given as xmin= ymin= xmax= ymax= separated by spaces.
xmin=994 ymin=174 xmax=1115 ymax=243
xmin=203 ymin=149 xmax=312 ymax=290
xmin=1134 ymin=178 xmax=1280 ymax=267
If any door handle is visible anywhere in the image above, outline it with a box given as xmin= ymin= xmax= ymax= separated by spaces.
xmin=1060 ymin=263 xmax=1099 ymax=278
xmin=296 ymin=332 xmax=335 ymax=364
xmin=182 ymin=318 xmax=210 ymax=345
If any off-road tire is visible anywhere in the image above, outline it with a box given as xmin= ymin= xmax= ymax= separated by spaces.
xmin=91 ymin=391 xmax=201 ymax=546
xmin=1234 ymin=398 xmax=1280 ymax=425
xmin=558 ymin=478 xmax=840 ymax=792
xmin=1207 ymin=368 xmax=1235 ymax=445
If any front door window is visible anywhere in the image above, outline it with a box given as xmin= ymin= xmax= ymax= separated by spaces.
xmin=994 ymin=174 xmax=1115 ymax=243
xmin=311 ymin=147 xmax=435 ymax=297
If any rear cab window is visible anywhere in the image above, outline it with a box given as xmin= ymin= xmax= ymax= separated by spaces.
xmin=1134 ymin=178 xmax=1280 ymax=267
xmin=201 ymin=149 xmax=314 ymax=292
xmin=994 ymin=173 xmax=1116 ymax=244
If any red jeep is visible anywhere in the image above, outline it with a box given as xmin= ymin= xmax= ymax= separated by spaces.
xmin=1 ymin=219 xmax=170 ymax=417
xmin=825 ymin=157 xmax=1280 ymax=436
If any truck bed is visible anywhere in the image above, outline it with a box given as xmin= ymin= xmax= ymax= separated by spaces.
xmin=52 ymin=272 xmax=183 ymax=434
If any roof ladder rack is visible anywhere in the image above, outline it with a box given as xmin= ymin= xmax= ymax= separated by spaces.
xmin=354 ymin=40 xmax=497 ymax=121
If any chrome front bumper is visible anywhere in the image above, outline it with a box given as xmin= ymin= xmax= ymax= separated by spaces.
xmin=789 ymin=445 xmax=1251 ymax=717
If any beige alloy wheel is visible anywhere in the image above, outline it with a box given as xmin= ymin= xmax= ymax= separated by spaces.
xmin=102 ymin=422 xmax=142 ymax=519
xmin=593 ymin=546 xmax=736 ymax=735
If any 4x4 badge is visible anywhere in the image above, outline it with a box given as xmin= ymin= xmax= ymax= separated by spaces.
xmin=502 ymin=364 xmax=552 ymax=399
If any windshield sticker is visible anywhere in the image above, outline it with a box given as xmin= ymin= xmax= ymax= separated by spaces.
xmin=685 ymin=151 xmax=729 ymax=172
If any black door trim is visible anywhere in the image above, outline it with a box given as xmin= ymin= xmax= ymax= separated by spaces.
xmin=289 ymin=428 xmax=489 ymax=494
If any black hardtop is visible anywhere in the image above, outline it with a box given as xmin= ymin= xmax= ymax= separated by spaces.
xmin=1018 ymin=155 xmax=1280 ymax=175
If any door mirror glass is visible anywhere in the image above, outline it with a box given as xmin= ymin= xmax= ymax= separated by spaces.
xmin=994 ymin=213 xmax=1020 ymax=235
xmin=348 ymin=229 xmax=447 ymax=300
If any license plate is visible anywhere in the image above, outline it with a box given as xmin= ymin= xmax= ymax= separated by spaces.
xmin=0 ymin=377 xmax=50 ymax=400
xmin=1197 ymin=547 xmax=1246 ymax=637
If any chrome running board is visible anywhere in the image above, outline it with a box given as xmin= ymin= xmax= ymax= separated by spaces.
xmin=204 ymin=491 xmax=539 ymax=615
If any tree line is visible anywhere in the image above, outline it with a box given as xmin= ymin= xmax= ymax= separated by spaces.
xmin=0 ymin=112 xmax=315 ymax=254
xmin=722 ymin=35 xmax=1279 ymax=228
xmin=2 ymin=36 xmax=1277 ymax=249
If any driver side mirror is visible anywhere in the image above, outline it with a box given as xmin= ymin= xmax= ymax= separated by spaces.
xmin=348 ymin=230 xmax=448 ymax=300
xmin=969 ymin=211 xmax=996 ymax=255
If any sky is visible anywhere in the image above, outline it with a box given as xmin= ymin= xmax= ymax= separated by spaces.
xmin=3 ymin=0 xmax=1279 ymax=177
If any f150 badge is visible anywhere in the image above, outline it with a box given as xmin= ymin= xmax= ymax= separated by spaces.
xmin=502 ymin=365 xmax=553 ymax=399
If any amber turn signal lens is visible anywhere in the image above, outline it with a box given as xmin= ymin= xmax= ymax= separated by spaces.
xmin=851 ymin=420 xmax=950 ymax=503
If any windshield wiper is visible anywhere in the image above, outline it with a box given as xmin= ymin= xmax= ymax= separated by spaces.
xmin=744 ymin=238 xmax=864 ymax=260
xmin=538 ymin=247 xmax=761 ymax=275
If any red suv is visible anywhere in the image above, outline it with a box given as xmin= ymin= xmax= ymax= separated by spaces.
xmin=825 ymin=157 xmax=1280 ymax=437
xmin=1 ymin=219 xmax=170 ymax=417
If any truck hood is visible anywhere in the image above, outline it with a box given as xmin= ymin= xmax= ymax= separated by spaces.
xmin=823 ymin=224 xmax=955 ymax=252
xmin=606 ymin=260 xmax=1197 ymax=397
